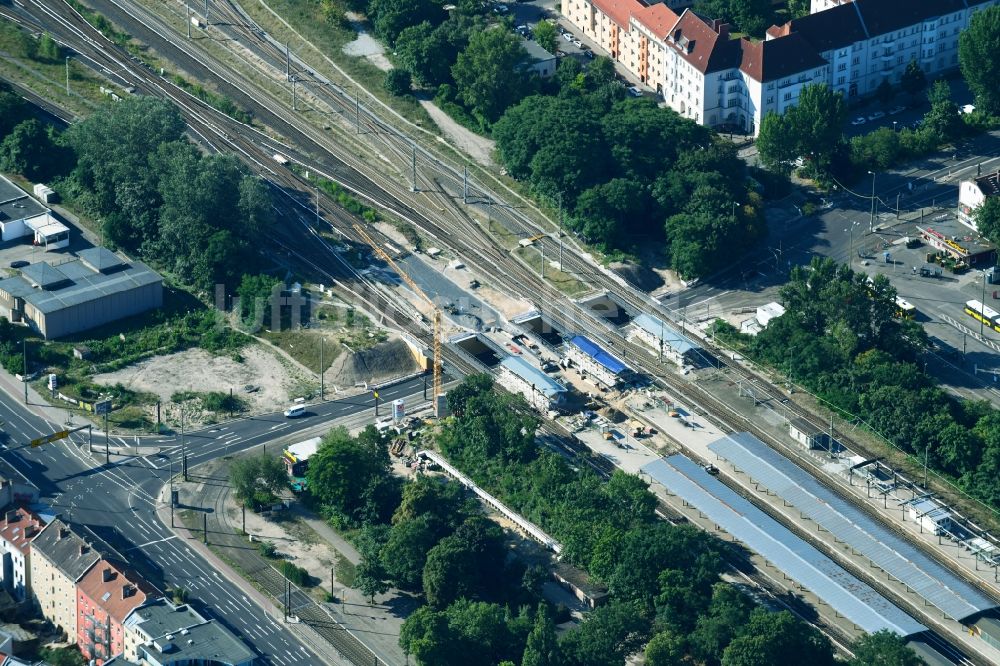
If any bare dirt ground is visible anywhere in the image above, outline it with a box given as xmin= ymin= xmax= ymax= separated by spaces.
xmin=342 ymin=12 xmax=392 ymax=71
xmin=93 ymin=345 xmax=308 ymax=422
xmin=419 ymin=101 xmax=496 ymax=167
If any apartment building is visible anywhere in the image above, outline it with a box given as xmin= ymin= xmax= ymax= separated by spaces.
xmin=0 ymin=508 xmax=45 ymax=602
xmin=30 ymin=520 xmax=115 ymax=643
xmin=77 ymin=562 xmax=158 ymax=665
xmin=562 ymin=0 xmax=998 ymax=135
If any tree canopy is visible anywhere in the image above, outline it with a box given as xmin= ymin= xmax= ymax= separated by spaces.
xmin=848 ymin=630 xmax=925 ymax=666
xmin=66 ymin=97 xmax=273 ymax=289
xmin=721 ymin=610 xmax=835 ymax=666
xmin=229 ymin=454 xmax=287 ymax=509
xmin=959 ymin=5 xmax=1000 ymax=115
xmin=305 ymin=426 xmax=400 ymax=527
xmin=452 ymin=28 xmax=532 ymax=123
xmin=493 ymin=89 xmax=762 ymax=277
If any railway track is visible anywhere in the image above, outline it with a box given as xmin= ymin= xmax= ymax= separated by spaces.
xmin=8 ymin=1 xmax=995 ymax=662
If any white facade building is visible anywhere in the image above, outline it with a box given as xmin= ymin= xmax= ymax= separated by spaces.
xmin=497 ymin=356 xmax=567 ymax=409
xmin=958 ymin=171 xmax=1000 ymax=230
xmin=562 ymin=0 xmax=998 ymax=135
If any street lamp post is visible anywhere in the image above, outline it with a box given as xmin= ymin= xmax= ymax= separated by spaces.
xmin=868 ymin=170 xmax=877 ymax=233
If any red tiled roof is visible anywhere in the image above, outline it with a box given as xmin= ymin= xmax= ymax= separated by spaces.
xmin=78 ymin=561 xmax=159 ymax=624
xmin=0 ymin=507 xmax=45 ymax=555
xmin=739 ymin=33 xmax=829 ymax=83
xmin=592 ymin=0 xmax=644 ymax=29
xmin=633 ymin=3 xmax=679 ymax=40
xmin=667 ymin=11 xmax=741 ymax=74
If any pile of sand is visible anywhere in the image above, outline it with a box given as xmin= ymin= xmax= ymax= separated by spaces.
xmin=326 ymin=338 xmax=419 ymax=387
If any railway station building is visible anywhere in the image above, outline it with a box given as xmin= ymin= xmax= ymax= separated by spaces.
xmin=498 ymin=356 xmax=568 ymax=409
xmin=564 ymin=335 xmax=631 ymax=387
xmin=630 ymin=313 xmax=699 ymax=366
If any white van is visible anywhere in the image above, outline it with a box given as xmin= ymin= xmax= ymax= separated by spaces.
xmin=283 ymin=405 xmax=305 ymax=418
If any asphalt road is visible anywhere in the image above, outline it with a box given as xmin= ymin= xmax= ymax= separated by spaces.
xmin=0 ymin=374 xmax=427 ymax=666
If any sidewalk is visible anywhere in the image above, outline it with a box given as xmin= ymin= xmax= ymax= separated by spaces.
xmin=0 ymin=367 xmax=74 ymax=426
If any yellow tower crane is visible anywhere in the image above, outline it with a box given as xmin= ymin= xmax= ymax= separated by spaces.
xmin=352 ymin=224 xmax=443 ymax=411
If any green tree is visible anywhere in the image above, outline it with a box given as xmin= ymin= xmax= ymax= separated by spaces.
xmin=848 ymin=630 xmax=926 ymax=666
xmin=452 ymin=28 xmax=531 ymax=123
xmin=923 ymin=80 xmax=962 ymax=142
xmin=688 ymin=584 xmax=757 ymax=665
xmin=785 ymin=83 xmax=846 ymax=164
xmin=355 ymin=525 xmax=391 ymax=603
xmin=381 ymin=515 xmax=442 ymax=589
xmin=786 ymin=0 xmax=810 ymax=18
xmin=38 ymin=646 xmax=85 ymax=666
xmin=559 ymin=601 xmax=651 ymax=666
xmin=384 ymin=68 xmax=412 ymax=96
xmin=236 ymin=273 xmax=282 ymax=328
xmin=305 ymin=426 xmax=400 ymax=527
xmin=692 ymin=0 xmax=771 ymax=36
xmin=229 ymin=454 xmax=287 ymax=508
xmin=533 ymin=21 xmax=558 ymax=55
xmin=522 ymin=603 xmax=561 ymax=666
xmin=721 ymin=610 xmax=835 ymax=666
xmin=850 ymin=127 xmax=901 ymax=170
xmin=0 ymin=119 xmax=58 ymax=180
xmin=400 ymin=606 xmax=460 ymax=666
xmin=422 ymin=517 xmax=506 ymax=608
xmin=974 ymin=195 xmax=1000 ymax=244
xmin=755 ymin=111 xmax=796 ymax=173
xmin=572 ymin=179 xmax=645 ymax=248
xmin=645 ymin=630 xmax=687 ymax=666
xmin=876 ymin=79 xmax=894 ymax=106
xmin=37 ymin=32 xmax=62 ymax=62
xmin=0 ymin=89 xmax=29 ymax=138
xmin=900 ymin=60 xmax=927 ymax=103
xmin=367 ymin=0 xmax=445 ymax=45
xmin=959 ymin=5 xmax=1000 ymax=115
xmin=394 ymin=21 xmax=454 ymax=87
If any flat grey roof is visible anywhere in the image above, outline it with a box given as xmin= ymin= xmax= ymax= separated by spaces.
xmin=642 ymin=454 xmax=928 ymax=637
xmin=140 ymin=618 xmax=256 ymax=665
xmin=0 ymin=255 xmax=161 ymax=314
xmin=522 ymin=38 xmax=555 ymax=63
xmin=633 ymin=313 xmax=698 ymax=355
xmin=500 ymin=356 xmax=566 ymax=399
xmin=0 ymin=176 xmax=46 ymax=224
xmin=125 ymin=599 xmax=204 ymax=639
xmin=708 ymin=432 xmax=997 ymax=622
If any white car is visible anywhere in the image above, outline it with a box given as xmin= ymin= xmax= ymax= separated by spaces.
xmin=562 ymin=32 xmax=574 ymax=42
xmin=868 ymin=110 xmax=885 ymax=121
xmin=493 ymin=3 xmax=509 ymax=12
xmin=283 ymin=405 xmax=305 ymax=418
xmin=628 ymin=86 xmax=642 ymax=97
xmin=572 ymin=39 xmax=583 ymax=47
xmin=851 ymin=116 xmax=867 ymax=125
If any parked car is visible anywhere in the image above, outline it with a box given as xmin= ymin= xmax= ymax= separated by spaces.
xmin=627 ymin=86 xmax=642 ymax=97
xmin=493 ymin=3 xmax=509 ymax=12
xmin=572 ymin=39 xmax=583 ymax=47
xmin=584 ymin=50 xmax=594 ymax=59
xmin=960 ymin=104 xmax=976 ymax=114
xmin=851 ymin=116 xmax=867 ymax=125
xmin=888 ymin=105 xmax=906 ymax=115
xmin=8 ymin=260 xmax=29 ymax=269
xmin=868 ymin=110 xmax=885 ymax=120
xmin=562 ymin=32 xmax=574 ymax=42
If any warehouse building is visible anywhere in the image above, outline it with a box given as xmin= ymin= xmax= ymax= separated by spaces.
xmin=565 ymin=335 xmax=630 ymax=387
xmin=497 ymin=356 xmax=567 ymax=409
xmin=630 ymin=313 xmax=698 ymax=366
xmin=0 ymin=248 xmax=162 ymax=339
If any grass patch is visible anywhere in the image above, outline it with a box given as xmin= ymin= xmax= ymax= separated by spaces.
xmin=513 ymin=247 xmax=589 ymax=297
xmin=262 ymin=328 xmax=339 ymax=372
xmin=334 ymin=552 xmax=356 ymax=587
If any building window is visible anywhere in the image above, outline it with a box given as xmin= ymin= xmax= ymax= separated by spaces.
xmin=766 ymin=96 xmax=774 ymax=104
xmin=783 ymin=91 xmax=791 ymax=101
xmin=838 ymin=63 xmax=846 ymax=71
